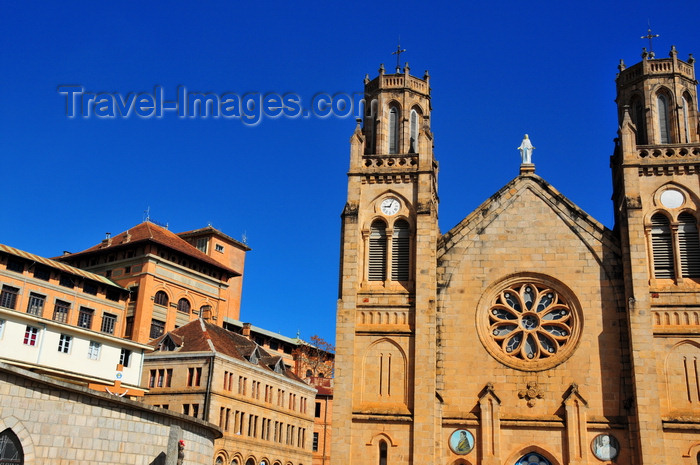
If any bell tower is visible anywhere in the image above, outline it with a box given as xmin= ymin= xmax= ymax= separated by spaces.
xmin=332 ymin=63 xmax=439 ymax=465
xmin=612 ymin=45 xmax=700 ymax=465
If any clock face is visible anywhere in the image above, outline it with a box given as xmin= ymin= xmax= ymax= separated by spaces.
xmin=380 ymin=198 xmax=400 ymax=215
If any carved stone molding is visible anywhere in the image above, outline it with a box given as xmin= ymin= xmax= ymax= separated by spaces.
xmin=518 ymin=381 xmax=544 ymax=407
xmin=625 ymin=195 xmax=642 ymax=209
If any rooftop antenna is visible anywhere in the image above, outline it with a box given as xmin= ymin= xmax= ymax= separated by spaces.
xmin=241 ymin=231 xmax=248 ymax=245
xmin=641 ymin=22 xmax=659 ymax=57
xmin=392 ymin=38 xmax=406 ymax=73
xmin=144 ymin=206 xmax=151 ymax=223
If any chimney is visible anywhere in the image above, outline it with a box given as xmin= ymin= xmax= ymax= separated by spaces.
xmin=101 ymin=232 xmax=112 ymax=247
xmin=242 ymin=323 xmax=252 ymax=339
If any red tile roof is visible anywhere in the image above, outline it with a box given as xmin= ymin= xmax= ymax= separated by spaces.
xmin=177 ymin=226 xmax=250 ymax=251
xmin=149 ymin=320 xmax=305 ymax=383
xmin=61 ymin=222 xmax=239 ymax=276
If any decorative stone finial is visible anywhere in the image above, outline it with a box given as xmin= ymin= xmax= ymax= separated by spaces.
xmin=364 ymin=73 xmax=370 ymax=84
xmin=404 ymin=62 xmax=410 ymax=75
xmin=379 ymin=63 xmax=385 ymax=75
xmin=689 ymin=54 xmax=695 ymax=64
xmin=670 ymin=45 xmax=677 ymax=57
xmin=618 ymin=59 xmax=626 ymax=71
xmin=518 ymin=134 xmax=535 ymax=164
xmin=641 ymin=47 xmax=648 ymax=59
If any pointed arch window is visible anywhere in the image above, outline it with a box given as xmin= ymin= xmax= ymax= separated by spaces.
xmin=388 ymin=107 xmax=399 ymax=154
xmin=631 ymin=97 xmax=647 ymax=145
xmin=409 ymin=110 xmax=418 ymax=153
xmin=682 ymin=95 xmax=691 ymax=143
xmin=391 ymin=220 xmax=410 ymax=281
xmin=378 ymin=440 xmax=388 ymax=465
xmin=368 ymin=220 xmax=387 ymax=281
xmin=678 ymin=212 xmax=700 ymax=278
xmin=657 ymin=93 xmax=671 ymax=144
xmin=651 ymin=213 xmax=675 ymax=278
xmin=0 ymin=428 xmax=23 ymax=464
xmin=370 ymin=99 xmax=378 ymax=154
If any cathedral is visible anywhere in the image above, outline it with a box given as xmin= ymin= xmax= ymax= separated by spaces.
xmin=331 ymin=46 xmax=700 ymax=465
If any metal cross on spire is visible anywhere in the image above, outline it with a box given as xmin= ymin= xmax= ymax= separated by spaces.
xmin=392 ymin=40 xmax=406 ymax=73
xmin=641 ymin=23 xmax=660 ymax=55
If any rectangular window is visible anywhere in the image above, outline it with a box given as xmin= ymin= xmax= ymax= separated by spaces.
xmin=53 ymin=300 xmax=70 ymax=323
xmin=33 ymin=266 xmax=50 ymax=281
xmin=149 ymin=319 xmax=165 ymax=339
xmin=166 ymin=368 xmax=172 ymax=387
xmin=187 ymin=367 xmax=202 ymax=387
xmin=83 ymin=281 xmax=98 ymax=295
xmin=125 ymin=316 xmax=134 ymax=339
xmin=6 ymin=258 xmax=24 ymax=273
xmin=77 ymin=307 xmax=94 ymax=329
xmin=157 ymin=368 xmax=165 ymax=387
xmin=0 ymin=319 xmax=5 ymax=338
xmin=26 ymin=293 xmax=45 ymax=316
xmin=119 ymin=349 xmax=132 ymax=367
xmin=315 ymin=401 xmax=322 ymax=418
xmin=215 ymin=244 xmax=224 ymax=253
xmin=0 ymin=285 xmax=19 ymax=309
xmin=192 ymin=404 xmax=199 ymax=418
xmin=58 ymin=334 xmax=72 ymax=353
xmin=59 ymin=274 xmax=74 ymax=288
xmin=196 ymin=238 xmax=208 ymax=253
xmin=149 ymin=369 xmax=156 ymax=388
xmin=105 ymin=288 xmax=120 ymax=302
xmin=183 ymin=404 xmax=190 ymax=416
xmin=100 ymin=313 xmax=117 ymax=334
xmin=23 ymin=326 xmax=39 ymax=346
xmin=87 ymin=341 xmax=101 ymax=360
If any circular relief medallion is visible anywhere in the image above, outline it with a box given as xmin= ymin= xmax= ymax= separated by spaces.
xmin=591 ymin=434 xmax=619 ymax=461
xmin=448 ymin=429 xmax=474 ymax=455
xmin=477 ymin=276 xmax=582 ymax=371
xmin=659 ymin=189 xmax=684 ymax=208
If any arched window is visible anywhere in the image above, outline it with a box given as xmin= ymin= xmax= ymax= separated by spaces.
xmin=678 ymin=212 xmax=700 ymax=277
xmin=409 ymin=109 xmax=418 ymax=153
xmin=177 ymin=298 xmax=191 ymax=313
xmin=514 ymin=453 xmax=551 ymax=465
xmin=651 ymin=213 xmax=674 ymax=278
xmin=0 ymin=428 xmax=23 ymax=464
xmin=378 ymin=440 xmax=387 ymax=465
xmin=631 ymin=97 xmax=647 ymax=145
xmin=368 ymin=220 xmax=387 ymax=281
xmin=657 ymin=93 xmax=671 ymax=143
xmin=391 ymin=220 xmax=410 ymax=281
xmin=388 ymin=107 xmax=399 ymax=154
xmin=370 ymin=99 xmax=378 ymax=154
xmin=154 ymin=291 xmax=169 ymax=306
xmin=215 ymin=457 xmax=224 ymax=465
xmin=682 ymin=94 xmax=691 ymax=143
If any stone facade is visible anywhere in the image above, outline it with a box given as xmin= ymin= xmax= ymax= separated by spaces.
xmin=0 ymin=362 xmax=220 ymax=464
xmin=332 ymin=49 xmax=700 ymax=465
xmin=142 ymin=319 xmax=317 ymax=465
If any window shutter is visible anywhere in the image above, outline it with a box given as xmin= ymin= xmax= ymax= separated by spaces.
xmin=657 ymin=94 xmax=671 ymax=144
xmin=392 ymin=220 xmax=410 ymax=281
xmin=678 ymin=213 xmax=700 ymax=277
xmin=388 ymin=107 xmax=399 ymax=154
xmin=651 ymin=214 xmax=674 ymax=278
xmin=368 ymin=221 xmax=387 ymax=281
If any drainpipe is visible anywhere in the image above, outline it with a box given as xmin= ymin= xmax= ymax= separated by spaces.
xmin=203 ymin=354 xmax=215 ymax=422
xmin=321 ymin=396 xmax=328 ymax=465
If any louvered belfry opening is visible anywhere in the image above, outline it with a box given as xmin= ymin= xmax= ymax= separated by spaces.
xmin=368 ymin=220 xmax=387 ymax=281
xmin=678 ymin=212 xmax=700 ymax=278
xmin=392 ymin=220 xmax=410 ymax=281
xmin=651 ymin=213 xmax=675 ymax=279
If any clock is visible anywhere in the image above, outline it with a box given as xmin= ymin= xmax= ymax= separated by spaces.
xmin=380 ymin=198 xmax=400 ymax=215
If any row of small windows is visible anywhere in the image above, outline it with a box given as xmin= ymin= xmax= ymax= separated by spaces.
xmin=0 ymin=286 xmax=119 ymax=334
xmin=5 ymin=320 xmax=130 ymax=364
xmin=148 ymin=366 xmax=202 ymax=388
xmin=368 ymin=219 xmax=410 ymax=281
xmin=217 ymin=409 xmax=307 ymax=449
xmin=153 ymin=290 xmax=198 ymax=314
xmin=223 ymin=372 xmax=308 ymax=413
xmin=650 ymin=212 xmax=700 ymax=279
xmin=630 ymin=90 xmax=695 ymax=145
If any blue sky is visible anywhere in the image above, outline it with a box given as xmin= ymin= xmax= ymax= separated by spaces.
xmin=1 ymin=1 xmax=698 ymax=345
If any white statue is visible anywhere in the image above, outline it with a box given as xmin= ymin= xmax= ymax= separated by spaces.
xmin=518 ymin=134 xmax=535 ymax=164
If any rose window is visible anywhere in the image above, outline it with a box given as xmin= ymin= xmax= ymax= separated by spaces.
xmin=489 ymin=283 xmax=574 ymax=362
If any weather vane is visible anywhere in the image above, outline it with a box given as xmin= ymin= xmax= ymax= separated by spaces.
xmin=392 ymin=39 xmax=406 ymax=73
xmin=641 ymin=23 xmax=659 ymax=55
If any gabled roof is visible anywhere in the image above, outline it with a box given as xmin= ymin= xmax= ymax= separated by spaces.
xmin=0 ymin=243 xmax=125 ymax=289
xmin=149 ymin=320 xmax=305 ymax=383
xmin=439 ymin=172 xmax=620 ymax=258
xmin=61 ymin=221 xmax=239 ymax=276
